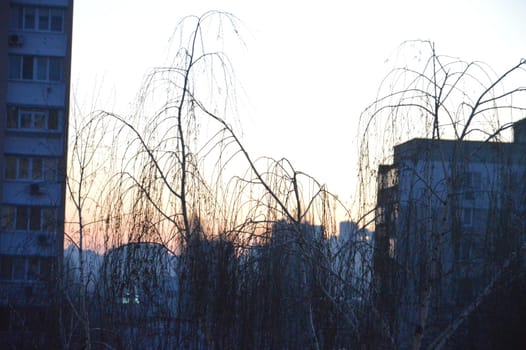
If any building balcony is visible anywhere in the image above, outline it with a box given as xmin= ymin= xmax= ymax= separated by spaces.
xmin=8 ymin=31 xmax=68 ymax=57
xmin=0 ymin=231 xmax=58 ymax=256
xmin=7 ymin=80 xmax=66 ymax=106
xmin=2 ymin=181 xmax=62 ymax=205
xmin=0 ymin=281 xmax=52 ymax=307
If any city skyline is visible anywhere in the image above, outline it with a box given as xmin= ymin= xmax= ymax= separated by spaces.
xmin=1 ymin=2 xmax=525 ymax=346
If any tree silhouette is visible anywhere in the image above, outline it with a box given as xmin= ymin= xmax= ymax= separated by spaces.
xmin=62 ymin=11 xmax=367 ymax=349
xmin=359 ymin=41 xmax=526 ymax=349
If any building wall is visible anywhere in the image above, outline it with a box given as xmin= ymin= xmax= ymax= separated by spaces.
xmin=0 ymin=1 xmax=9 ymax=215
xmin=374 ymin=136 xmax=526 ymax=349
xmin=0 ymin=1 xmax=73 ymax=346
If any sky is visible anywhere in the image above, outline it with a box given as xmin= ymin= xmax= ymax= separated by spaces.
xmin=71 ymin=0 xmax=526 ymax=211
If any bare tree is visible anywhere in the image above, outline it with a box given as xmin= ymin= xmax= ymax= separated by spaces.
xmin=60 ymin=11 xmax=375 ymax=349
xmin=360 ymin=41 xmax=526 ymax=349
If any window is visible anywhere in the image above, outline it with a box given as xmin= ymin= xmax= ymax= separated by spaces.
xmin=462 ymin=171 xmax=481 ymax=200
xmin=12 ymin=257 xmax=26 ymax=280
xmin=23 ymin=8 xmax=36 ymax=30
xmin=0 ymin=256 xmax=12 ymax=280
xmin=461 ymin=208 xmax=473 ymax=227
xmin=27 ymin=257 xmax=40 ymax=280
xmin=0 ymin=255 xmax=54 ymax=281
xmin=5 ymin=156 xmax=59 ymax=181
xmin=120 ymin=287 xmax=141 ymax=305
xmin=1 ymin=206 xmax=57 ymax=232
xmin=7 ymin=106 xmax=62 ymax=131
xmin=9 ymin=55 xmax=63 ymax=82
xmin=10 ymin=6 xmax=64 ymax=32
xmin=50 ymin=9 xmax=64 ymax=32
xmin=8 ymin=56 xmax=21 ymax=79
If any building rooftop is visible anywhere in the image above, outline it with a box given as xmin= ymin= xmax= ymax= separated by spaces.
xmin=393 ymin=118 xmax=526 ymax=164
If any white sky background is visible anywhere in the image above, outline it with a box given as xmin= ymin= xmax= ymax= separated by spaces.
xmin=71 ymin=0 xmax=526 ymax=211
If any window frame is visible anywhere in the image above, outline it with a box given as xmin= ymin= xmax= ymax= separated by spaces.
xmin=1 ymin=205 xmax=57 ymax=233
xmin=8 ymin=55 xmax=63 ymax=82
xmin=10 ymin=6 xmax=65 ymax=33
xmin=5 ymin=155 xmax=59 ymax=182
xmin=461 ymin=171 xmax=482 ymax=200
xmin=0 ymin=255 xmax=54 ymax=282
xmin=461 ymin=207 xmax=473 ymax=227
xmin=7 ymin=106 xmax=62 ymax=132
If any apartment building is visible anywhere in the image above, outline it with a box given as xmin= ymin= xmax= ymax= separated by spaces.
xmin=0 ymin=0 xmax=73 ymax=346
xmin=374 ymin=120 xmax=526 ymax=348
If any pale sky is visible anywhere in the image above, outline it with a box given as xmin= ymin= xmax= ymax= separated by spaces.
xmin=71 ymin=0 xmax=526 ymax=209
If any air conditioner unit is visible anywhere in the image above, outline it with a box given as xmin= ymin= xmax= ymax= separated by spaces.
xmin=30 ymin=183 xmax=47 ymax=196
xmin=8 ymin=34 xmax=24 ymax=48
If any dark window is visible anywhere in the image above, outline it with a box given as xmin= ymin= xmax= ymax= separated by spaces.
xmin=44 ymin=158 xmax=59 ymax=181
xmin=2 ymin=206 xmax=56 ymax=232
xmin=12 ymin=257 xmax=25 ymax=280
xmin=10 ymin=6 xmax=64 ymax=32
xmin=50 ymin=9 xmax=63 ymax=32
xmin=27 ymin=257 xmax=39 ymax=280
xmin=48 ymin=110 xmax=59 ymax=129
xmin=42 ymin=208 xmax=56 ymax=232
xmin=5 ymin=156 xmax=17 ymax=179
xmin=16 ymin=207 xmax=28 ymax=230
xmin=6 ymin=106 xmax=63 ymax=132
xmin=0 ymin=255 xmax=52 ymax=281
xmin=30 ymin=207 xmax=41 ymax=230
xmin=39 ymin=258 xmax=52 ymax=281
xmin=32 ymin=158 xmax=43 ymax=179
xmin=1 ymin=207 xmax=15 ymax=230
xmin=8 ymin=56 xmax=21 ymax=79
xmin=38 ymin=8 xmax=49 ymax=31
xmin=19 ymin=158 xmax=29 ymax=179
xmin=9 ymin=55 xmax=63 ymax=82
xmin=24 ymin=8 xmax=36 ymax=30
xmin=7 ymin=107 xmax=18 ymax=128
xmin=21 ymin=111 xmax=32 ymax=128
xmin=49 ymin=58 xmax=62 ymax=81
xmin=0 ymin=256 xmax=13 ymax=280
xmin=22 ymin=56 xmax=33 ymax=80
xmin=36 ymin=56 xmax=47 ymax=80
xmin=5 ymin=156 xmax=59 ymax=181
xmin=34 ymin=113 xmax=46 ymax=129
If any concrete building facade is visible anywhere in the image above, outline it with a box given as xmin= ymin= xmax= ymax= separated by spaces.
xmin=0 ymin=0 xmax=73 ymax=346
xmin=374 ymin=121 xmax=526 ymax=348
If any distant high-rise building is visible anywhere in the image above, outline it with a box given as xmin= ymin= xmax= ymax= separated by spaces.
xmin=373 ymin=120 xmax=526 ymax=348
xmin=0 ymin=0 xmax=73 ymax=346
